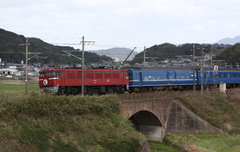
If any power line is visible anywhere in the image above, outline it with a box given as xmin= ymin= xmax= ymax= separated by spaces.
xmin=50 ymin=42 xmax=144 ymax=52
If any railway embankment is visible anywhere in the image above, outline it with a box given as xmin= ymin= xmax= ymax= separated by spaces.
xmin=0 ymin=93 xmax=149 ymax=152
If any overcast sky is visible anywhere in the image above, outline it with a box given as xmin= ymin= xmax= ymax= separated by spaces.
xmin=1 ymin=0 xmax=240 ymax=52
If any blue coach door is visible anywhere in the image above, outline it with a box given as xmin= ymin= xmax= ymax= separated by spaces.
xmin=139 ymin=72 xmax=143 ymax=87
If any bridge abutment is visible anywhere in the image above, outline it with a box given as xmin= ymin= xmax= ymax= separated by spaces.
xmin=120 ymin=98 xmax=226 ymax=142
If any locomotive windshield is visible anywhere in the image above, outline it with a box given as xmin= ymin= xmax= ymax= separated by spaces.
xmin=39 ymin=71 xmax=59 ymax=77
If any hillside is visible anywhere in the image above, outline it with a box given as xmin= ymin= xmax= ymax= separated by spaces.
xmin=216 ymin=43 xmax=240 ymax=65
xmin=130 ymin=43 xmax=230 ymax=65
xmin=0 ymin=28 xmax=113 ymax=66
xmin=2 ymin=28 xmax=239 ymax=68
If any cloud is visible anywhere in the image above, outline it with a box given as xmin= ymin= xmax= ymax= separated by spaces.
xmin=1 ymin=0 xmax=240 ymax=50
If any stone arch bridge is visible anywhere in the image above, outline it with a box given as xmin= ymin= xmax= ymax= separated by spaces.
xmin=119 ymin=96 xmax=226 ymax=141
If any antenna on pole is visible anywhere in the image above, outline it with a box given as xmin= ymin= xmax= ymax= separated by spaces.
xmin=80 ymin=36 xmax=95 ymax=95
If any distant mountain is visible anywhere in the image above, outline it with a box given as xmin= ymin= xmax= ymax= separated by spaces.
xmin=88 ymin=48 xmax=138 ymax=61
xmin=215 ymin=36 xmax=240 ymax=45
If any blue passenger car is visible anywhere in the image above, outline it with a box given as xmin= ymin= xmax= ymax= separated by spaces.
xmin=197 ymin=70 xmax=240 ymax=87
xmin=127 ymin=68 xmax=240 ymax=92
xmin=127 ymin=69 xmax=195 ymax=92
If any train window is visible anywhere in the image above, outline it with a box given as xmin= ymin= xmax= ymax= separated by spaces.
xmin=56 ymin=72 xmax=60 ymax=77
xmin=204 ymin=73 xmax=210 ymax=78
xmin=186 ymin=75 xmax=190 ymax=79
xmin=60 ymin=72 xmax=64 ymax=77
xmin=104 ymin=71 xmax=111 ymax=79
xmin=86 ymin=74 xmax=94 ymax=79
xmin=134 ymin=73 xmax=138 ymax=79
xmin=96 ymin=71 xmax=103 ymax=79
xmin=164 ymin=75 xmax=167 ymax=79
xmin=181 ymin=75 xmax=185 ymax=79
xmin=219 ymin=73 xmax=223 ymax=78
xmin=67 ymin=71 xmax=75 ymax=79
xmin=231 ymin=73 xmax=237 ymax=77
xmin=113 ymin=73 xmax=120 ymax=79
xmin=157 ymin=76 xmax=161 ymax=80
xmin=76 ymin=71 xmax=82 ymax=79
xmin=67 ymin=71 xmax=74 ymax=73
xmin=210 ymin=73 xmax=213 ymax=78
xmin=169 ymin=75 xmax=174 ymax=79
xmin=40 ymin=71 xmax=58 ymax=77
xmin=227 ymin=73 xmax=230 ymax=78
xmin=128 ymin=74 xmax=132 ymax=79
xmin=176 ymin=75 xmax=180 ymax=79
xmin=77 ymin=74 xmax=82 ymax=79
xmin=144 ymin=76 xmax=148 ymax=80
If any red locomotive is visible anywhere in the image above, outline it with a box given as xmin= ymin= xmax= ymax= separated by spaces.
xmin=39 ymin=68 xmax=129 ymax=95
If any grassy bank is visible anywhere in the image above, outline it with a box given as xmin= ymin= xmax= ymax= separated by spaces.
xmin=175 ymin=89 xmax=240 ymax=134
xmin=162 ymin=89 xmax=240 ymax=152
xmin=0 ymin=93 xmax=144 ymax=152
xmin=164 ymin=133 xmax=240 ymax=152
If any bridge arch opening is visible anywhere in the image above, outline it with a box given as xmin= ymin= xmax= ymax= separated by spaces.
xmin=129 ymin=110 xmax=163 ymax=141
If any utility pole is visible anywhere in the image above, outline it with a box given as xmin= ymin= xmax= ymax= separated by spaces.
xmin=210 ymin=45 xmax=213 ymax=68
xmin=201 ymin=45 xmax=204 ymax=95
xmin=143 ymin=46 xmax=146 ymax=67
xmin=80 ymin=36 xmax=95 ymax=95
xmin=19 ymin=38 xmax=30 ymax=95
xmin=193 ymin=44 xmax=195 ymax=93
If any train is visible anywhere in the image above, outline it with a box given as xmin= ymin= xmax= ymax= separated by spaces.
xmin=38 ymin=67 xmax=240 ymax=95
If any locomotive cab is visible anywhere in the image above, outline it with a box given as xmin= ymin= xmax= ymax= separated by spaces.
xmin=39 ymin=69 xmax=63 ymax=93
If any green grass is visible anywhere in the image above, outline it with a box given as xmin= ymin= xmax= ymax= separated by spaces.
xmin=175 ymin=89 xmax=240 ymax=134
xmin=0 ymin=78 xmax=39 ymax=93
xmin=165 ymin=134 xmax=240 ymax=152
xmin=148 ymin=141 xmax=180 ymax=152
xmin=194 ymin=134 xmax=240 ymax=152
xmin=0 ymin=93 xmax=144 ymax=152
xmin=0 ymin=84 xmax=39 ymax=91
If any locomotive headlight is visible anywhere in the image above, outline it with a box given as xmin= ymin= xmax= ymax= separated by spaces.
xmin=43 ymin=79 xmax=48 ymax=85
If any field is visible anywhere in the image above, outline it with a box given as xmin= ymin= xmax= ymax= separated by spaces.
xmin=0 ymin=77 xmax=39 ymax=94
